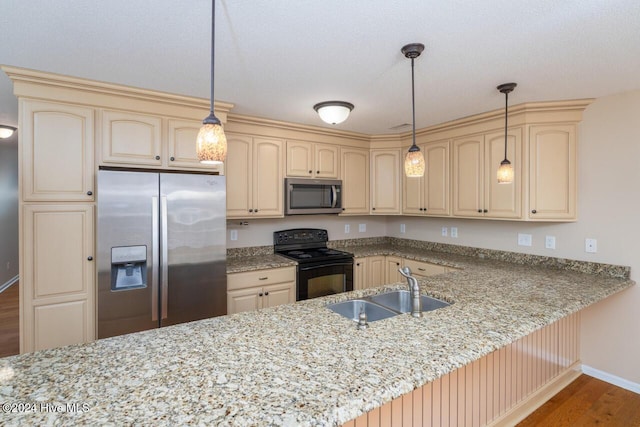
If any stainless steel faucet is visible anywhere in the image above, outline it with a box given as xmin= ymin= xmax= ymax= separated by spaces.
xmin=398 ymin=266 xmax=422 ymax=318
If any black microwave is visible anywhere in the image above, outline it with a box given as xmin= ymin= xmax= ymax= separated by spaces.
xmin=285 ymin=178 xmax=342 ymax=215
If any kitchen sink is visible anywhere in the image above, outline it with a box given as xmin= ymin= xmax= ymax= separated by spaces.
xmin=327 ymin=299 xmax=398 ymax=322
xmin=368 ymin=290 xmax=450 ymax=314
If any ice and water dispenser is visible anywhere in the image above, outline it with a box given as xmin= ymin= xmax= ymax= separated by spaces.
xmin=110 ymin=246 xmax=147 ymax=291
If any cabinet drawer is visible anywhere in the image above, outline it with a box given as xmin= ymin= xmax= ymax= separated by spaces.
xmin=227 ymin=266 xmax=295 ymax=290
xmin=403 ymin=259 xmax=446 ymax=277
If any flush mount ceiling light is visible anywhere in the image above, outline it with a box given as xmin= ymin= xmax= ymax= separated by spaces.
xmin=402 ymin=43 xmax=426 ymax=178
xmin=497 ymin=82 xmax=517 ymax=184
xmin=196 ymin=0 xmax=227 ymax=165
xmin=313 ymin=101 xmax=354 ymax=125
xmin=0 ymin=125 xmax=17 ymax=139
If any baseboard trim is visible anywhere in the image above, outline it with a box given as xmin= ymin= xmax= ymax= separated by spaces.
xmin=489 ymin=362 xmax=582 ymax=427
xmin=581 ymin=364 xmax=640 ymax=395
xmin=0 ymin=275 xmax=19 ymax=294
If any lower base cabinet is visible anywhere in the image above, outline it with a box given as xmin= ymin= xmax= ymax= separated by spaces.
xmin=227 ymin=266 xmax=295 ymax=314
xmin=354 ymin=256 xmax=449 ymax=290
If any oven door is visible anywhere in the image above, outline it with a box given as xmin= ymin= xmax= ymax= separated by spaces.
xmin=297 ymin=260 xmax=353 ymax=301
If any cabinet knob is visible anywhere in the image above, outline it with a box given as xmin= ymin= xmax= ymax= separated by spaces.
xmin=316 ymin=171 xmax=320 ymax=174
xmin=155 ymin=155 xmax=161 ymax=160
xmin=483 ymin=209 xmax=488 ymax=213
xmin=249 ymin=209 xmax=254 ymax=213
xmin=308 ymin=170 xmax=312 ymax=174
xmin=342 ymin=208 xmax=345 ymax=211
xmin=478 ymin=209 xmax=482 ymax=213
xmin=87 ymin=256 xmax=93 ymax=261
xmin=258 ymin=292 xmax=263 ymax=297
xmin=531 ymin=209 xmax=537 ymax=214
xmin=264 ymin=291 xmax=269 ymax=296
xmin=396 ymin=262 xmax=400 ymax=266
xmin=372 ymin=207 xmax=376 ymax=211
xmin=254 ymin=209 xmax=259 ymax=213
xmin=356 ymin=263 xmax=360 ymax=266
xmin=86 ymin=190 xmax=93 ymax=196
xmin=170 ymin=156 xmax=175 ymax=161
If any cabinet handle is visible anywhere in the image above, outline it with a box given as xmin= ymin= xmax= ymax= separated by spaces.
xmin=259 ymin=277 xmax=268 ymax=280
xmin=418 ymin=267 xmax=426 ymax=271
xmin=531 ymin=209 xmax=537 ymax=214
xmin=170 ymin=156 xmax=175 ymax=161
xmin=87 ymin=256 xmax=93 ymax=261
xmin=86 ymin=190 xmax=93 ymax=196
xmin=258 ymin=292 xmax=263 ymax=297
xmin=264 ymin=291 xmax=269 ymax=296
xmin=155 ymin=155 xmax=161 ymax=160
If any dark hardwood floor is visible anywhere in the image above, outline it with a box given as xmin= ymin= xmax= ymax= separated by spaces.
xmin=0 ymin=281 xmax=19 ymax=358
xmin=518 ymin=374 xmax=640 ymax=427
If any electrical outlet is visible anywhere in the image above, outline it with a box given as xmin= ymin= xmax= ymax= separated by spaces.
xmin=344 ymin=224 xmax=350 ymax=234
xmin=518 ymin=233 xmax=532 ymax=247
xmin=400 ymin=224 xmax=406 ymax=233
xmin=450 ymin=227 xmax=458 ymax=238
xmin=441 ymin=227 xmax=448 ymax=237
xmin=359 ymin=224 xmax=366 ymax=233
xmin=230 ymin=230 xmax=238 ymax=241
xmin=545 ymin=235 xmax=556 ymax=250
xmin=585 ymin=238 xmax=597 ymax=253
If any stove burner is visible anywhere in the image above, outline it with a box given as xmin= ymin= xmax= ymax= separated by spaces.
xmin=317 ymin=248 xmax=330 ymax=252
xmin=325 ymin=250 xmax=340 ymax=255
xmin=288 ymin=250 xmax=304 ymax=255
xmin=298 ymin=254 xmax=312 ymax=259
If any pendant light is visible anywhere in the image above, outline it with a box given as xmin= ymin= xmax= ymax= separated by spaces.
xmin=496 ymin=82 xmax=517 ymax=184
xmin=402 ymin=43 xmax=425 ymax=178
xmin=196 ymin=0 xmax=227 ymax=165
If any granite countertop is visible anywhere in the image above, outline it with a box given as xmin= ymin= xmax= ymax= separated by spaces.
xmin=226 ymin=254 xmax=297 ymax=274
xmin=0 ymin=244 xmax=634 ymax=426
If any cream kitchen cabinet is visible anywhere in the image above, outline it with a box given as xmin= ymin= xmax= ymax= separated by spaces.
xmin=286 ymin=140 xmax=339 ymax=178
xmin=367 ymin=256 xmax=386 ymax=288
xmin=340 ymin=147 xmax=370 ymax=215
xmin=354 ymin=255 xmax=398 ymax=290
xmin=528 ymin=124 xmax=576 ymax=220
xmin=353 ymin=257 xmax=368 ymax=290
xmin=403 ymin=258 xmax=447 ymax=277
xmin=227 ymin=267 xmax=295 ymax=314
xmin=226 ymin=133 xmax=284 ymax=218
xmin=21 ymin=100 xmax=95 ymax=202
xmin=21 ymin=204 xmax=95 ymax=352
xmin=452 ymin=127 xmax=523 ymax=219
xmin=402 ymin=140 xmax=450 ymax=216
xmin=371 ymin=149 xmax=401 ymax=214
xmin=385 ymin=256 xmax=403 ymax=284
xmin=100 ymin=111 xmax=222 ymax=173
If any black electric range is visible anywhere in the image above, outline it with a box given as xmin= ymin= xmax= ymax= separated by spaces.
xmin=274 ymin=228 xmax=354 ymax=300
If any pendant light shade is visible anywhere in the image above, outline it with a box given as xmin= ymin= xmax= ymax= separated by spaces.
xmin=313 ymin=101 xmax=354 ymax=125
xmin=0 ymin=125 xmax=16 ymax=139
xmin=197 ymin=0 xmax=227 ymax=165
xmin=402 ymin=43 xmax=425 ymax=178
xmin=497 ymin=82 xmax=517 ymax=184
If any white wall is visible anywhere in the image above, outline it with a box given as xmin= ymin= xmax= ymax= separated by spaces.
xmin=387 ymin=89 xmax=640 ymax=384
xmin=226 ymin=215 xmax=387 ymax=248
xmin=0 ymin=140 xmax=19 ymax=287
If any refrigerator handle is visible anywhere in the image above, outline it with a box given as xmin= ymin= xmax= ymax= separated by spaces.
xmin=151 ymin=196 xmax=159 ymax=322
xmin=160 ymin=195 xmax=169 ymax=320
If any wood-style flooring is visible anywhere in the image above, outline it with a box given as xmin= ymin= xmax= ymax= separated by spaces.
xmin=518 ymin=374 xmax=640 ymax=427
xmin=0 ymin=285 xmax=639 ymax=426
xmin=0 ymin=281 xmax=19 ymax=358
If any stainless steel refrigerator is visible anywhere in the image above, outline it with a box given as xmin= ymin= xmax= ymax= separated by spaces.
xmin=97 ymin=170 xmax=226 ymax=339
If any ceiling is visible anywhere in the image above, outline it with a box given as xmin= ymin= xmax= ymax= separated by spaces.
xmin=2 ymin=0 xmax=640 ymax=138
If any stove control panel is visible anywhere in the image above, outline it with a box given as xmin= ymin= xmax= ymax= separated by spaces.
xmin=274 ymin=228 xmax=328 ymax=245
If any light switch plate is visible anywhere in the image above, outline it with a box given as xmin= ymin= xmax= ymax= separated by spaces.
xmin=585 ymin=238 xmax=597 ymax=253
xmin=344 ymin=224 xmax=350 ymax=234
xmin=450 ymin=227 xmax=458 ymax=238
xmin=518 ymin=233 xmax=532 ymax=247
xmin=442 ymin=227 xmax=448 ymax=237
xmin=359 ymin=224 xmax=366 ymax=233
xmin=400 ymin=224 xmax=406 ymax=233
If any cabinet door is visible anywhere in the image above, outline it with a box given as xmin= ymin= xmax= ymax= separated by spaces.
xmin=367 ymin=256 xmax=386 ymax=288
xmin=424 ymin=141 xmax=451 ymax=216
xmin=167 ymin=119 xmax=223 ymax=173
xmin=314 ymin=143 xmax=339 ymax=178
xmin=529 ymin=124 xmax=576 ymax=220
xmin=402 ymin=155 xmax=424 ymax=215
xmin=263 ymin=282 xmax=295 ymax=308
xmin=340 ymin=148 xmax=370 ymax=214
xmin=453 ymin=136 xmax=484 ymax=217
xmin=21 ymin=100 xmax=94 ymax=202
xmin=253 ymin=138 xmax=284 ymax=217
xmin=484 ymin=129 xmax=522 ymax=218
xmin=371 ymin=150 xmax=401 ymax=214
xmin=226 ymin=133 xmax=253 ymax=218
xmin=385 ymin=256 xmax=403 ymax=284
xmin=286 ymin=140 xmax=313 ymax=177
xmin=22 ymin=204 xmax=95 ymax=352
xmin=404 ymin=259 xmax=446 ymax=277
xmin=353 ymin=257 xmax=368 ymax=290
xmin=101 ymin=110 xmax=162 ymax=166
xmin=227 ymin=287 xmax=262 ymax=314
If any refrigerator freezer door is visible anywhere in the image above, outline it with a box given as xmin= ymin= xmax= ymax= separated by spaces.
xmin=97 ymin=170 xmax=159 ymax=339
xmin=160 ymin=174 xmax=227 ymax=326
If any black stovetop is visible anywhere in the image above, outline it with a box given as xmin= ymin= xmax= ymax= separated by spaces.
xmin=273 ymin=228 xmax=353 ymax=263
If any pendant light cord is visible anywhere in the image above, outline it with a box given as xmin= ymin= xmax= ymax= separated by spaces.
xmin=210 ymin=0 xmax=216 ymax=115
xmin=503 ymin=89 xmax=508 ymax=160
xmin=411 ymin=57 xmax=417 ymax=148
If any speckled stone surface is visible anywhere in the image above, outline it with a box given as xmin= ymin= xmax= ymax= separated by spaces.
xmin=227 ymin=245 xmax=274 ymax=258
xmin=0 ymin=246 xmax=634 ymax=426
xmin=226 ymin=254 xmax=296 ymax=274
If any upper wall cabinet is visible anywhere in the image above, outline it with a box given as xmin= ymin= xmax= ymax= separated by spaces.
xmin=371 ymin=149 xmax=401 ymax=215
xmin=528 ymin=124 xmax=576 ymax=220
xmin=286 ymin=140 xmax=339 ymax=179
xmin=402 ymin=140 xmax=450 ymax=216
xmin=21 ymin=100 xmax=95 ymax=202
xmin=340 ymin=147 xmax=370 ymax=215
xmin=100 ymin=111 xmax=222 ymax=173
xmin=452 ymin=127 xmax=523 ymax=219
